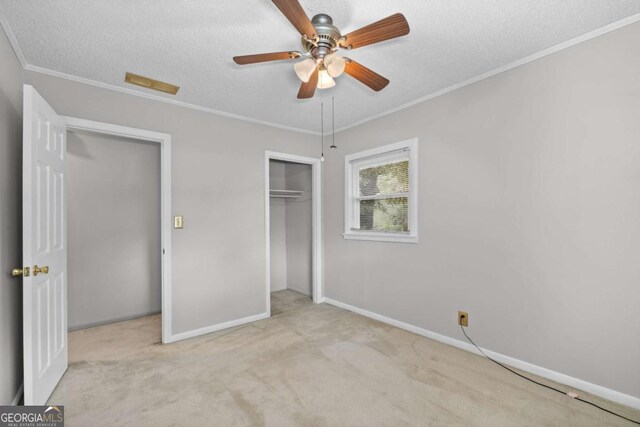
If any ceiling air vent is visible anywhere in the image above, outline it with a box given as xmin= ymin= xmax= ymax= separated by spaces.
xmin=124 ymin=72 xmax=180 ymax=95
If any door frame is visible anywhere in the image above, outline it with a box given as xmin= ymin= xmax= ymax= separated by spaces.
xmin=63 ymin=116 xmax=173 ymax=344
xmin=265 ymin=151 xmax=322 ymax=312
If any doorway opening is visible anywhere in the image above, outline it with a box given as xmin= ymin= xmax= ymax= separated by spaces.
xmin=63 ymin=117 xmax=173 ymax=344
xmin=66 ymin=129 xmax=161 ymax=334
xmin=265 ymin=152 xmax=322 ymax=316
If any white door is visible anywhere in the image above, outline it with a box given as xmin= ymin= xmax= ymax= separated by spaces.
xmin=22 ymin=85 xmax=68 ymax=405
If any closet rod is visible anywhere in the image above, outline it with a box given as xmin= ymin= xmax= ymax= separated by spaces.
xmin=270 ymin=189 xmax=304 ymax=199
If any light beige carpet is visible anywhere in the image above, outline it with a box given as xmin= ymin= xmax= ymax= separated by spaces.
xmin=49 ymin=290 xmax=640 ymax=426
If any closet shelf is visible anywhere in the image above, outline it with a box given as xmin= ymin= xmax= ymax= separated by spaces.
xmin=270 ymin=189 xmax=304 ymax=199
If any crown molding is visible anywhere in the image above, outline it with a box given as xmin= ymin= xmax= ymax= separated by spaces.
xmin=3 ymin=11 xmax=639 ymax=137
xmin=333 ymin=13 xmax=640 ymax=134
xmin=0 ymin=12 xmax=27 ymax=67
xmin=23 ymin=64 xmax=320 ymax=136
xmin=0 ymin=15 xmax=320 ymax=136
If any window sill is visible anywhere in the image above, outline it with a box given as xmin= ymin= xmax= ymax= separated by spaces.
xmin=342 ymin=232 xmax=418 ymax=244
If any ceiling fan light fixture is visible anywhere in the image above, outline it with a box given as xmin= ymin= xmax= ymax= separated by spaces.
xmin=294 ymin=58 xmax=317 ymax=83
xmin=324 ymin=53 xmax=346 ymax=78
xmin=232 ymin=2 xmax=410 ymax=99
xmin=317 ymin=68 xmax=335 ymax=89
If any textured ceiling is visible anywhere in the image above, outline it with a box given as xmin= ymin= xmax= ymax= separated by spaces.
xmin=1 ymin=1 xmax=639 ymax=133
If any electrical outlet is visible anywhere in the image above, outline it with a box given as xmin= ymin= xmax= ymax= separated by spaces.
xmin=458 ymin=311 xmax=468 ymax=327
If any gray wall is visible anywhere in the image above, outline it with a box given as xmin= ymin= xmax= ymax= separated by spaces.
xmin=66 ymin=131 xmax=161 ymax=330
xmin=324 ymin=22 xmax=640 ymax=398
xmin=285 ymin=163 xmax=312 ymax=296
xmin=269 ymin=161 xmax=287 ymax=292
xmin=23 ymin=70 xmax=318 ymax=335
xmin=0 ymin=25 xmax=23 ymax=405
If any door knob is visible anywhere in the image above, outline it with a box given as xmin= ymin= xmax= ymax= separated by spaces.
xmin=33 ymin=265 xmax=49 ymax=276
xmin=12 ymin=267 xmax=30 ymax=277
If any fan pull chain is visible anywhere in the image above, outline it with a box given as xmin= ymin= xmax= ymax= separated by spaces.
xmin=320 ymin=102 xmax=324 ymax=162
xmin=330 ymin=96 xmax=337 ymax=149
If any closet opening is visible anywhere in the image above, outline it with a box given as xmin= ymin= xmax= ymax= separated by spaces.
xmin=66 ymin=127 xmax=162 ymax=340
xmin=265 ymin=152 xmax=322 ymax=316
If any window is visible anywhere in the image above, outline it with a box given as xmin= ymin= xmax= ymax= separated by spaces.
xmin=344 ymin=139 xmax=418 ymax=243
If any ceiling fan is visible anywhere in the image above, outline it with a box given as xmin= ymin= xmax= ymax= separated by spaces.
xmin=233 ymin=0 xmax=410 ymax=99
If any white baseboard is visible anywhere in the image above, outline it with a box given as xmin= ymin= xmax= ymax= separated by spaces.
xmin=165 ymin=312 xmax=270 ymax=343
xmin=323 ymin=298 xmax=640 ymax=411
xmin=11 ymin=383 xmax=23 ymax=406
xmin=69 ymin=310 xmax=162 ymax=332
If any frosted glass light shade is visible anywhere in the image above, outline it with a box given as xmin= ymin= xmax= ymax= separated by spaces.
xmin=324 ymin=53 xmax=346 ymax=78
xmin=317 ymin=69 xmax=335 ymax=89
xmin=294 ymin=58 xmax=317 ymax=83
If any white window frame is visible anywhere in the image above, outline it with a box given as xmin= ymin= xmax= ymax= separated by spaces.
xmin=343 ymin=138 xmax=418 ymax=243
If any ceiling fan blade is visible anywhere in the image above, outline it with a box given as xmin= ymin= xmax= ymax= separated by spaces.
xmin=340 ymin=13 xmax=409 ymax=50
xmin=344 ymin=59 xmax=389 ymax=91
xmin=297 ymin=66 xmax=319 ymax=99
xmin=271 ymin=0 xmax=317 ymax=38
xmin=233 ymin=51 xmax=301 ymax=65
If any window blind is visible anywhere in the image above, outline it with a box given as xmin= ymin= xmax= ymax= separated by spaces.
xmin=355 ymin=159 xmax=409 ymax=232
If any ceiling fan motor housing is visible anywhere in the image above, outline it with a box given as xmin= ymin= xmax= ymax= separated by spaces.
xmin=302 ymin=14 xmax=342 ymax=58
